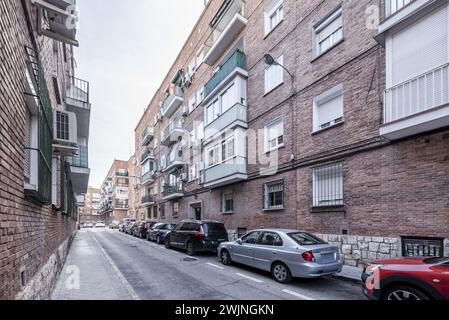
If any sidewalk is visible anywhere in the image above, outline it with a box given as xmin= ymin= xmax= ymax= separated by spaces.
xmin=51 ymin=230 xmax=136 ymax=300
xmin=334 ymin=265 xmax=363 ymax=283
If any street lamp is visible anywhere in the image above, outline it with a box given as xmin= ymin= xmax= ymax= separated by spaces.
xmin=264 ymin=53 xmax=294 ymax=81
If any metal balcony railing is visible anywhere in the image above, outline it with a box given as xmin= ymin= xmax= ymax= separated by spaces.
xmin=204 ymin=50 xmax=246 ymax=98
xmin=141 ymin=126 xmax=155 ymax=146
xmin=162 ymin=149 xmax=184 ymax=172
xmin=115 ymin=172 xmax=129 ymax=177
xmin=384 ymin=63 xmax=449 ymax=123
xmin=141 ymin=195 xmax=154 ymax=204
xmin=385 ymin=0 xmax=415 ymax=17
xmin=140 ymin=148 xmax=154 ymax=163
xmin=66 ymin=145 xmax=88 ymax=168
xmin=162 ymin=117 xmax=183 ymax=142
xmin=141 ymin=171 xmax=154 ymax=185
xmin=163 ymin=185 xmax=184 ymax=198
xmin=66 ymin=76 xmax=90 ymax=106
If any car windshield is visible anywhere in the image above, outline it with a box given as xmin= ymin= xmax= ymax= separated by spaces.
xmin=202 ymin=223 xmax=226 ymax=235
xmin=288 ymin=232 xmax=327 ymax=246
xmin=424 ymin=257 xmax=449 ymax=264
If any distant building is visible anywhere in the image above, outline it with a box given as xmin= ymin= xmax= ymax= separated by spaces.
xmin=79 ymin=187 xmax=102 ymax=222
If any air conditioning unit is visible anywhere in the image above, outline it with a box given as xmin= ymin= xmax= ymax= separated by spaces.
xmin=182 ymin=106 xmax=188 ymax=117
xmin=52 ymin=110 xmax=78 ymax=156
xmin=182 ymin=73 xmax=192 ymax=88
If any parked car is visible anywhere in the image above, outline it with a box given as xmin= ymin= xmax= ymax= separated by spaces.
xmin=84 ymin=222 xmax=94 ymax=228
xmin=362 ymin=257 xmax=449 ymax=300
xmin=120 ymin=218 xmax=136 ymax=232
xmin=125 ymin=222 xmax=137 ymax=235
xmin=95 ymin=221 xmax=106 ymax=228
xmin=148 ymin=223 xmax=176 ymax=243
xmin=165 ymin=220 xmax=228 ymax=256
xmin=218 ymin=229 xmax=343 ymax=283
xmin=132 ymin=221 xmax=156 ymax=239
xmin=109 ymin=221 xmax=120 ymax=229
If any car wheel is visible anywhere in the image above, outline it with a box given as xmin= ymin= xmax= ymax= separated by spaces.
xmin=383 ymin=285 xmax=430 ymax=301
xmin=271 ymin=262 xmax=292 ymax=284
xmin=220 ymin=249 xmax=232 ymax=266
xmin=165 ymin=236 xmax=171 ymax=249
xmin=139 ymin=232 xmax=143 ymax=239
xmin=146 ymin=233 xmax=150 ymax=241
xmin=156 ymin=235 xmax=161 ymax=244
xmin=186 ymin=242 xmax=195 ymax=256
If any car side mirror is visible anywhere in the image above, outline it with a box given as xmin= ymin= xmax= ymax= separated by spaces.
xmin=236 ymin=239 xmax=243 ymax=245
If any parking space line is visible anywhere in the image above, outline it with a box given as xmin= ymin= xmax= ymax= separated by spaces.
xmin=206 ymin=263 xmax=224 ymax=270
xmin=235 ymin=273 xmax=264 ymax=283
xmin=282 ymin=289 xmax=315 ymax=300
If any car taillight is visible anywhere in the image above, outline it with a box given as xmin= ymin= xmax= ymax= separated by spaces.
xmin=302 ymin=251 xmax=316 ymax=262
xmin=194 ymin=228 xmax=205 ymax=238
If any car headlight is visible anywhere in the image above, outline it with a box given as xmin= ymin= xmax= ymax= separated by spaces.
xmin=364 ymin=264 xmax=384 ymax=276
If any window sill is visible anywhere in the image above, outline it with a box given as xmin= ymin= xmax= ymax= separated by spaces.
xmin=263 ymin=82 xmax=284 ymax=97
xmin=311 ymin=206 xmax=345 ymax=214
xmin=221 ymin=211 xmax=234 ymax=215
xmin=311 ymin=121 xmax=344 ymax=136
xmin=311 ymin=38 xmax=345 ymax=63
xmin=265 ymin=144 xmax=285 ymax=155
xmin=263 ymin=19 xmax=284 ymax=40
xmin=263 ymin=207 xmax=285 ymax=212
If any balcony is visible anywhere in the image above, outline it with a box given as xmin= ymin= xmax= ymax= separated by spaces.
xmin=141 ymin=126 xmax=155 ymax=146
xmin=140 ymin=148 xmax=155 ymax=164
xmin=162 ymin=149 xmax=185 ymax=173
xmin=376 ymin=0 xmax=442 ymax=45
xmin=161 ymin=118 xmax=184 ymax=146
xmin=161 ymin=86 xmax=183 ymax=118
xmin=162 ymin=185 xmax=184 ymax=201
xmin=380 ymin=63 xmax=449 ymax=140
xmin=140 ymin=171 xmax=155 ymax=186
xmin=116 ymin=172 xmax=129 ymax=177
xmin=65 ymin=76 xmax=90 ymax=138
xmin=202 ymin=156 xmax=247 ymax=188
xmin=52 ymin=110 xmax=78 ymax=156
xmin=33 ymin=0 xmax=79 ymax=46
xmin=114 ymin=200 xmax=129 ymax=210
xmin=204 ymin=50 xmax=247 ymax=98
xmin=66 ymin=144 xmax=90 ymax=194
xmin=203 ymin=0 xmax=247 ymax=66
xmin=141 ymin=195 xmax=155 ymax=207
xmin=204 ymin=103 xmax=247 ymax=143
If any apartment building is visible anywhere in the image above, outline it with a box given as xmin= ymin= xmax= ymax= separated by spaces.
xmin=100 ymin=159 xmax=136 ymax=224
xmin=133 ymin=0 xmax=449 ymax=267
xmin=79 ymin=186 xmax=102 ymax=222
xmin=0 ymin=0 xmax=91 ymax=299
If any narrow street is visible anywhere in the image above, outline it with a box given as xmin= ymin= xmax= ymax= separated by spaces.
xmin=52 ymin=229 xmax=364 ymax=300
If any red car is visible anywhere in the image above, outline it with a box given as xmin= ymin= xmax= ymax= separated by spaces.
xmin=362 ymin=257 xmax=449 ymax=300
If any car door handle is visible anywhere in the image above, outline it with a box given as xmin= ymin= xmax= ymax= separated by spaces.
xmin=272 ymin=251 xmax=277 ymax=255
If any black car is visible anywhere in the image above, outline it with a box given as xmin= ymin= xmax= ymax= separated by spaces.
xmin=132 ymin=221 xmax=157 ymax=238
xmin=164 ymin=220 xmax=228 ymax=256
xmin=147 ymin=223 xmax=176 ymax=243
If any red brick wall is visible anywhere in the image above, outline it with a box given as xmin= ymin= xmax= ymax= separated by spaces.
xmin=0 ymin=0 xmax=76 ymax=300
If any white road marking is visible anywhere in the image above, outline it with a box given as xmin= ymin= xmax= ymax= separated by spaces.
xmin=91 ymin=233 xmax=141 ymax=300
xmin=282 ymin=289 xmax=315 ymax=300
xmin=235 ymin=273 xmax=264 ymax=283
xmin=206 ymin=263 xmax=224 ymax=270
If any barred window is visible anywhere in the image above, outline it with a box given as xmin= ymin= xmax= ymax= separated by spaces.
xmin=263 ymin=180 xmax=284 ymax=210
xmin=312 ymin=163 xmax=344 ymax=207
xmin=173 ymin=201 xmax=179 ymax=217
xmin=221 ymin=192 xmax=234 ymax=213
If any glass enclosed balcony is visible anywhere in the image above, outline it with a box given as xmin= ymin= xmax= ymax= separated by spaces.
xmin=161 ymin=117 xmax=184 ymax=146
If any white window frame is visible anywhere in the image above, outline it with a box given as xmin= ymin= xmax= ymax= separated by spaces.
xmin=263 ymin=180 xmax=284 ymax=210
xmin=313 ymin=84 xmax=344 ymax=133
xmin=264 ymin=118 xmax=284 ymax=152
xmin=264 ymin=0 xmax=284 ymax=36
xmin=314 ymin=7 xmax=343 ymax=57
xmin=264 ymin=55 xmax=284 ymax=94
xmin=312 ymin=163 xmax=344 ymax=208
xmin=221 ymin=191 xmax=234 ymax=213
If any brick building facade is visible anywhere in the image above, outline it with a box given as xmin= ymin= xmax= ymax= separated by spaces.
xmin=0 ymin=0 xmax=91 ymax=299
xmin=132 ymin=0 xmax=449 ymax=267
xmin=79 ymin=186 xmax=102 ymax=222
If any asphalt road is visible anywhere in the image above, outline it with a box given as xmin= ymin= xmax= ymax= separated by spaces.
xmin=53 ymin=228 xmax=365 ymax=300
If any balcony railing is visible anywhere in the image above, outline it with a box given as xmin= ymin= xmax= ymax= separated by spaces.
xmin=141 ymin=171 xmax=155 ymax=185
xmin=116 ymin=172 xmax=129 ymax=177
xmin=204 ymin=50 xmax=246 ymax=98
xmin=66 ymin=145 xmax=88 ymax=168
xmin=162 ymin=149 xmax=185 ymax=172
xmin=203 ymin=156 xmax=247 ymax=187
xmin=162 ymin=86 xmax=183 ymax=118
xmin=114 ymin=200 xmax=129 ymax=210
xmin=161 ymin=117 xmax=184 ymax=146
xmin=384 ymin=63 xmax=449 ymax=124
xmin=204 ymin=103 xmax=247 ymax=141
xmin=141 ymin=126 xmax=155 ymax=146
xmin=141 ymin=195 xmax=154 ymax=205
xmin=66 ymin=76 xmax=90 ymax=107
xmin=140 ymin=148 xmax=155 ymax=163
xmin=204 ymin=0 xmax=247 ymax=66
xmin=385 ymin=0 xmax=415 ymax=18
xmin=162 ymin=185 xmax=184 ymax=199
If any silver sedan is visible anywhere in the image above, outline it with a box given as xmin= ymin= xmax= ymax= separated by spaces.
xmin=217 ymin=229 xmax=343 ymax=283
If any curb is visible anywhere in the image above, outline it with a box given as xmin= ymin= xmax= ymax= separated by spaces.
xmin=331 ymin=273 xmax=363 ymax=284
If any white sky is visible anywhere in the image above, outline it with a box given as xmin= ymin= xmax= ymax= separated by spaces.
xmin=74 ymin=0 xmax=206 ymax=188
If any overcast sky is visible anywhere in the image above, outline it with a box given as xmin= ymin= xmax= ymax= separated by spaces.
xmin=75 ymin=0 xmax=205 ymax=188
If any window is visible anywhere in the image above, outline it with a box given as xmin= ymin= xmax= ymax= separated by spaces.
xmin=196 ymin=85 xmax=205 ymax=105
xmin=158 ymin=204 xmax=164 ymax=219
xmin=288 ymin=232 xmax=327 ymax=245
xmin=207 ymin=144 xmax=221 ymax=167
xmin=221 ymin=192 xmax=234 ymax=213
xmin=188 ymin=58 xmax=196 ymax=76
xmin=206 ymin=99 xmax=220 ymax=125
xmin=222 ymin=137 xmax=235 ymax=161
xmin=196 ymin=46 xmax=206 ymax=67
xmin=263 ymin=180 xmax=284 ymax=210
xmin=258 ymin=232 xmax=283 ymax=246
xmin=264 ymin=55 xmax=284 ymax=94
xmin=312 ymin=163 xmax=344 ymax=207
xmin=314 ymin=7 xmax=343 ymax=56
xmin=56 ymin=111 xmax=69 ymax=140
xmin=313 ymin=85 xmax=344 ymax=132
xmin=264 ymin=1 xmax=284 ymax=36
xmin=220 ymin=83 xmax=236 ymax=114
xmin=265 ymin=118 xmax=284 ymax=152
xmin=173 ymin=202 xmax=179 ymax=217
xmin=242 ymin=231 xmax=262 ymax=244
xmin=189 ymin=164 xmax=197 ymax=181
xmin=188 ymin=94 xmax=196 ymax=114
xmin=237 ymin=228 xmax=248 ymax=238
xmin=207 ymin=136 xmax=235 ymax=168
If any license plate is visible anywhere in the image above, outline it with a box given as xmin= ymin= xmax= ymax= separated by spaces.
xmin=322 ymin=253 xmax=336 ymax=263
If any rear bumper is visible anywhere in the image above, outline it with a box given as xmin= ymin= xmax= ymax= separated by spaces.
xmin=290 ymin=261 xmax=343 ymax=278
